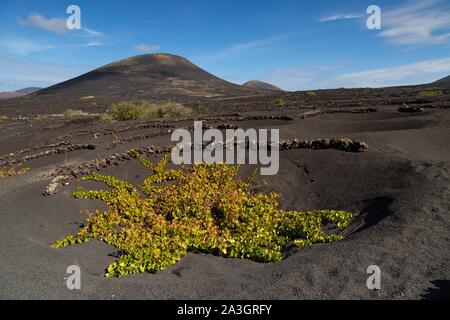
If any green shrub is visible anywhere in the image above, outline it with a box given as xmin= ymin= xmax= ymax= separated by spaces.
xmin=272 ymin=97 xmax=286 ymax=107
xmin=418 ymin=90 xmax=443 ymax=98
xmin=144 ymin=102 xmax=193 ymax=119
xmin=109 ymin=101 xmax=144 ymax=121
xmin=98 ymin=112 xmax=114 ymax=123
xmin=63 ymin=109 xmax=89 ymax=118
xmin=306 ymin=91 xmax=317 ymax=96
xmin=52 ymin=156 xmax=353 ymax=277
xmin=108 ymin=101 xmax=193 ymax=121
xmin=0 ymin=115 xmax=8 ymax=121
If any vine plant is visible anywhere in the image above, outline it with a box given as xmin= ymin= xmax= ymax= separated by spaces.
xmin=52 ymin=155 xmax=353 ymax=277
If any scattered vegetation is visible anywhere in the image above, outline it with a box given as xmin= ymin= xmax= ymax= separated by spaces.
xmin=0 ymin=166 xmax=30 ymax=178
xmin=149 ymin=101 xmax=193 ymax=119
xmin=98 ymin=112 xmax=114 ymax=123
xmin=105 ymin=101 xmax=193 ymax=121
xmin=0 ymin=115 xmax=8 ymax=121
xmin=306 ymin=91 xmax=317 ymax=97
xmin=418 ymin=90 xmax=443 ymax=98
xmin=272 ymin=97 xmax=286 ymax=107
xmin=398 ymin=104 xmax=424 ymax=113
xmin=109 ymin=101 xmax=144 ymax=121
xmin=63 ymin=109 xmax=89 ymax=118
xmin=52 ymin=155 xmax=353 ymax=277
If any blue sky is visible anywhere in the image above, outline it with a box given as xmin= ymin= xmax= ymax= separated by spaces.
xmin=0 ymin=0 xmax=450 ymax=91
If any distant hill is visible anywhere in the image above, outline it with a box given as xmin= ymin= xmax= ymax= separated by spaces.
xmin=0 ymin=87 xmax=41 ymax=99
xmin=32 ymin=53 xmax=260 ymax=104
xmin=242 ymin=80 xmax=283 ymax=91
xmin=433 ymin=75 xmax=450 ymax=86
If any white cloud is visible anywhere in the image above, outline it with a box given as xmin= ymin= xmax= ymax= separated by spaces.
xmin=0 ymin=38 xmax=104 ymax=55
xmin=134 ymin=44 xmax=161 ymax=53
xmin=0 ymin=56 xmax=87 ymax=91
xmin=18 ymin=13 xmax=66 ymax=34
xmin=18 ymin=13 xmax=103 ymax=37
xmin=199 ymin=33 xmax=295 ymax=61
xmin=0 ymin=38 xmax=55 ymax=55
xmin=265 ymin=68 xmax=314 ymax=90
xmin=85 ymin=41 xmax=101 ymax=47
xmin=64 ymin=41 xmax=104 ymax=48
xmin=321 ymin=57 xmax=450 ymax=88
xmin=261 ymin=58 xmax=450 ymax=90
xmin=82 ymin=27 xmax=104 ymax=37
xmin=263 ymin=65 xmax=344 ymax=91
xmin=319 ymin=13 xmax=363 ymax=22
xmin=379 ymin=0 xmax=450 ymax=45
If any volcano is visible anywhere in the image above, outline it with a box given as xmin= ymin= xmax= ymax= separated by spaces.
xmin=0 ymin=53 xmax=265 ymax=115
xmin=433 ymin=75 xmax=450 ymax=86
xmin=32 ymin=53 xmax=260 ymax=103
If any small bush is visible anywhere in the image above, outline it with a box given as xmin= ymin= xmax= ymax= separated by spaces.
xmin=418 ymin=90 xmax=443 ymax=98
xmin=272 ymin=97 xmax=286 ymax=107
xmin=98 ymin=112 xmax=114 ymax=123
xmin=108 ymin=101 xmax=193 ymax=121
xmin=306 ymin=91 xmax=317 ymax=96
xmin=143 ymin=102 xmax=193 ymax=119
xmin=109 ymin=101 xmax=144 ymax=121
xmin=52 ymin=156 xmax=353 ymax=277
xmin=0 ymin=115 xmax=8 ymax=121
xmin=63 ymin=109 xmax=89 ymax=118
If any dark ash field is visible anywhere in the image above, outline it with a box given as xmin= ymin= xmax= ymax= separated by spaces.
xmin=0 ymin=54 xmax=449 ymax=299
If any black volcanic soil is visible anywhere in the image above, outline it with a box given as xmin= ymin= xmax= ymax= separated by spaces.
xmin=1 ymin=83 xmax=449 ymax=299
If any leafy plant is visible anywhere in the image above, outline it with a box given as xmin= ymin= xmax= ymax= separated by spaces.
xmin=0 ymin=115 xmax=8 ymax=121
xmin=272 ymin=97 xmax=286 ymax=107
xmin=52 ymin=156 xmax=353 ymax=277
xmin=306 ymin=91 xmax=317 ymax=97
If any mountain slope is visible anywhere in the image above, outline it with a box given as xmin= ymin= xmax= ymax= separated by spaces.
xmin=242 ymin=80 xmax=283 ymax=91
xmin=33 ymin=53 xmax=260 ymax=102
xmin=0 ymin=87 xmax=41 ymax=100
xmin=433 ymin=75 xmax=450 ymax=86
